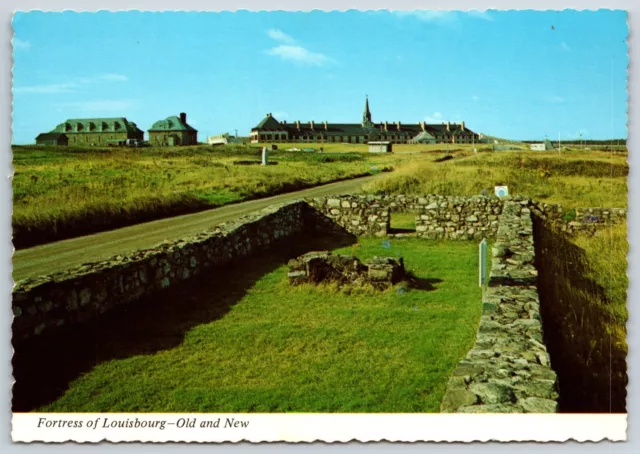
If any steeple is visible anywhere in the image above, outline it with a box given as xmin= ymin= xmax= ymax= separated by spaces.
xmin=362 ymin=95 xmax=372 ymax=126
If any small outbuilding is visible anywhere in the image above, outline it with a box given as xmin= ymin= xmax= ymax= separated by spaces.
xmin=35 ymin=132 xmax=68 ymax=146
xmin=207 ymin=133 xmax=245 ymax=146
xmin=368 ymin=141 xmax=393 ymax=153
xmin=530 ymin=139 xmax=556 ymax=151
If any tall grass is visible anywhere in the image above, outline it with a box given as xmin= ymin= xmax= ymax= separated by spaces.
xmin=533 ymin=220 xmax=627 ymax=412
xmin=574 ymin=222 xmax=628 ymax=326
xmin=364 ymin=151 xmax=628 ymax=208
xmin=12 ymin=145 xmax=403 ymax=247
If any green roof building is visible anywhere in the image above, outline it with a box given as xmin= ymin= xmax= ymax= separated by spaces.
xmin=250 ymin=96 xmax=479 ymax=145
xmin=44 ymin=117 xmax=144 ymax=146
xmin=148 ymin=112 xmax=198 ymax=146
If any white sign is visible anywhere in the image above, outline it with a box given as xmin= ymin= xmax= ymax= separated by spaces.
xmin=261 ymin=147 xmax=269 ymax=166
xmin=479 ymin=239 xmax=488 ymax=288
xmin=495 ymin=186 xmax=509 ymax=197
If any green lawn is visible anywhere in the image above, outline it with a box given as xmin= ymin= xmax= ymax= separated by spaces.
xmin=390 ymin=212 xmax=417 ymax=231
xmin=36 ymin=238 xmax=483 ymax=413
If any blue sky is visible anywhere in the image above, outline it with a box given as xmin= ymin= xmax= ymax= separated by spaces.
xmin=12 ymin=10 xmax=628 ymax=143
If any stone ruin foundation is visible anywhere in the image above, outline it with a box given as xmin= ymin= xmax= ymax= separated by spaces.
xmin=287 ymin=251 xmax=405 ymax=290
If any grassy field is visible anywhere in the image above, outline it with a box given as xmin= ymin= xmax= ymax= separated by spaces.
xmin=364 ymin=149 xmax=628 ymax=208
xmin=32 ymin=238 xmax=483 ymax=413
xmin=12 ymin=144 xmax=430 ymax=247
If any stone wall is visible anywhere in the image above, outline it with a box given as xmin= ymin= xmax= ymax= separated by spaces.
xmin=414 ymin=196 xmax=503 ymax=240
xmin=12 ymin=201 xmax=313 ymax=343
xmin=301 ymin=194 xmax=627 ymax=242
xmin=307 ymin=194 xmax=503 ymax=240
xmin=440 ymin=199 xmax=559 ymax=413
xmin=528 ymin=202 xmax=626 ymax=236
xmin=306 ymin=195 xmax=391 ymax=237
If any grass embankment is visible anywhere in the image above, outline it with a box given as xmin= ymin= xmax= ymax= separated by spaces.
xmin=12 ymin=145 xmax=415 ymax=248
xmin=33 ymin=238 xmax=483 ymax=412
xmin=364 ymin=150 xmax=628 ymax=208
xmin=534 ymin=221 xmax=628 ymax=412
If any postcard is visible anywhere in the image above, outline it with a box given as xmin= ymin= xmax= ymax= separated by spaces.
xmin=10 ymin=9 xmax=628 ymax=443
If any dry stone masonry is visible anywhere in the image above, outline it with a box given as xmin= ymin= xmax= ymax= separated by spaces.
xmin=12 ymin=201 xmax=317 ymax=342
xmin=287 ymin=251 xmax=405 ymax=289
xmin=414 ymin=196 xmax=502 ymax=240
xmin=306 ymin=195 xmax=391 ymax=237
xmin=306 ymin=194 xmax=625 ymax=240
xmin=440 ymin=199 xmax=559 ymax=413
xmin=307 ymin=194 xmax=503 ymax=240
xmin=528 ymin=202 xmax=626 ymax=236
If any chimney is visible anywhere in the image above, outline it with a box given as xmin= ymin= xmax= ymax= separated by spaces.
xmin=446 ymin=121 xmax=450 ymax=132
xmin=282 ymin=120 xmax=287 ymax=125
xmin=420 ymin=121 xmax=426 ymax=131
xmin=180 ymin=112 xmax=187 ymax=124
xmin=324 ymin=121 xmax=328 ymax=130
xmin=397 ymin=121 xmax=401 ymax=131
xmin=295 ymin=120 xmax=300 ymax=130
xmin=310 ymin=120 xmax=315 ymax=130
xmin=384 ymin=121 xmax=388 ymax=131
xmin=461 ymin=121 xmax=465 ymax=131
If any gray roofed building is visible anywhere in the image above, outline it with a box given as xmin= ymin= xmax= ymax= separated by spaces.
xmin=250 ymin=96 xmax=478 ymax=145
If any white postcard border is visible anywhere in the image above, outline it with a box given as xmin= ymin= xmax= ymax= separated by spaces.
xmin=3 ymin=0 xmax=638 ymax=450
xmin=11 ymin=413 xmax=628 ymax=443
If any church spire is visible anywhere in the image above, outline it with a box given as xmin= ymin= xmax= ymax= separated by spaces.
xmin=362 ymin=95 xmax=372 ymax=125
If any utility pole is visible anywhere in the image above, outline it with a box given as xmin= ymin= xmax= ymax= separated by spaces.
xmin=558 ymin=132 xmax=561 ymax=155
xmin=234 ymin=129 xmax=238 ymax=138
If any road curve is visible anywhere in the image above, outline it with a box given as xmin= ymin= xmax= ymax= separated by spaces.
xmin=13 ymin=174 xmax=383 ymax=282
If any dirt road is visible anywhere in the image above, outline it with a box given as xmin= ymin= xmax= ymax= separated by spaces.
xmin=13 ymin=174 xmax=383 ymax=282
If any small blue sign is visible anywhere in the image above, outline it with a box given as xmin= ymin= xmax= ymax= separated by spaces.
xmin=495 ymin=186 xmax=509 ymax=198
xmin=382 ymin=239 xmax=391 ymax=249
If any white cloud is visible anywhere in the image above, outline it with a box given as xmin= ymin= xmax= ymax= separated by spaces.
xmin=98 ymin=73 xmax=128 ymax=82
xmin=14 ymin=73 xmax=128 ymax=95
xmin=547 ymin=95 xmax=565 ymax=103
xmin=560 ymin=42 xmax=571 ymax=51
xmin=77 ymin=73 xmax=128 ymax=83
xmin=13 ymin=38 xmax=31 ymax=50
xmin=394 ymin=10 xmax=494 ymax=23
xmin=467 ymin=10 xmax=495 ymax=21
xmin=267 ymin=29 xmax=295 ymax=44
xmin=266 ymin=45 xmax=333 ymax=66
xmin=59 ymin=99 xmax=138 ymax=112
xmin=14 ymin=83 xmax=76 ymax=94
xmin=395 ymin=10 xmax=457 ymax=23
xmin=424 ymin=112 xmax=444 ymax=123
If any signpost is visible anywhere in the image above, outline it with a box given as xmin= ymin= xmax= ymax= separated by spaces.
xmin=479 ymin=239 xmax=488 ymax=297
xmin=261 ymin=147 xmax=269 ymax=166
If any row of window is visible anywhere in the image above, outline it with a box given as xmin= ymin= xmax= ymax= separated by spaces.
xmin=63 ymin=122 xmax=122 ymax=132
